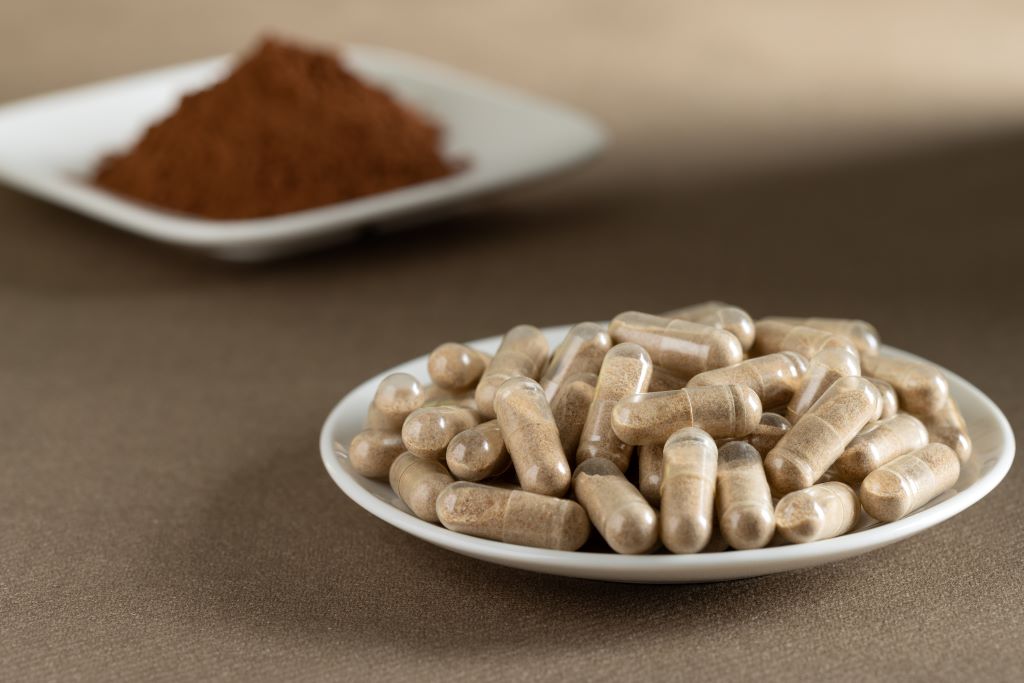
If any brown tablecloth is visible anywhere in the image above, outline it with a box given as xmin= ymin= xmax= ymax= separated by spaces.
xmin=3 ymin=3 xmax=1022 ymax=680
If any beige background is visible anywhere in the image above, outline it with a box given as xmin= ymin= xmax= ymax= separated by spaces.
xmin=2 ymin=2 xmax=1023 ymax=680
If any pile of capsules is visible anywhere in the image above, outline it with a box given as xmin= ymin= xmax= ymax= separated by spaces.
xmin=345 ymin=304 xmax=972 ymax=554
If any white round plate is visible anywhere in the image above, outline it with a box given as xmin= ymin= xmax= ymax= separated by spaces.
xmin=319 ymin=325 xmax=1015 ymax=583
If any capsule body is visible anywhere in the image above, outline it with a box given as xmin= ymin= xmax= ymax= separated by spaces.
xmin=664 ymin=301 xmax=755 ymax=351
xmin=401 ymin=405 xmax=483 ymax=460
xmin=572 ymin=458 xmax=659 ymax=554
xmin=921 ymin=398 xmax=972 ymax=463
xmin=716 ymin=441 xmax=775 ymax=549
xmin=494 ymin=377 xmax=571 ymax=497
xmin=475 ymin=325 xmax=549 ymax=417
xmin=540 ymin=322 xmax=611 ymax=400
xmin=611 ymin=384 xmax=762 ymax=446
xmin=648 ymin=365 xmax=687 ymax=392
xmin=870 ymin=378 xmax=899 ymax=420
xmin=775 ymin=481 xmax=859 ymax=543
xmin=785 ymin=348 xmax=861 ymax=424
xmin=660 ymin=428 xmax=718 ymax=553
xmin=389 ymin=452 xmax=454 ymax=522
xmin=833 ymin=413 xmax=929 ymax=483
xmin=765 ymin=376 xmax=881 ymax=494
xmin=753 ymin=321 xmax=857 ymax=360
xmin=428 ymin=343 xmax=491 ymax=391
xmin=745 ymin=412 xmax=792 ymax=456
xmin=550 ymin=375 xmax=597 ymax=457
xmin=688 ymin=352 xmax=807 ymax=409
xmin=445 ymin=420 xmax=510 ymax=481
xmin=576 ymin=343 xmax=652 ymax=471
xmin=637 ymin=443 xmax=664 ymax=506
xmin=763 ymin=316 xmax=879 ymax=357
xmin=348 ymin=429 xmax=406 ymax=479
xmin=860 ymin=444 xmax=961 ymax=522
xmin=609 ymin=311 xmax=743 ymax=378
xmin=435 ymin=482 xmax=591 ymax=550
xmin=861 ymin=355 xmax=948 ymax=417
xmin=367 ymin=372 xmax=426 ymax=430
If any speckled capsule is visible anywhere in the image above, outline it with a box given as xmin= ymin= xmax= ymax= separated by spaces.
xmin=716 ymin=441 xmax=775 ymax=550
xmin=688 ymin=352 xmax=807 ymax=409
xmin=435 ymin=482 xmax=591 ymax=550
xmin=401 ymin=405 xmax=483 ymax=460
xmin=475 ymin=325 xmax=549 ymax=418
xmin=572 ymin=457 xmax=659 ymax=554
xmin=664 ymin=301 xmax=756 ymax=351
xmin=539 ymin=322 xmax=611 ymax=401
xmin=860 ymin=443 xmax=961 ymax=522
xmin=753 ymin=320 xmax=858 ymax=360
xmin=389 ymin=452 xmax=454 ymax=522
xmin=870 ymin=378 xmax=899 ymax=420
xmin=861 ymin=355 xmax=949 ymax=417
xmin=576 ymin=343 xmax=652 ymax=471
xmin=775 ymin=481 xmax=860 ymax=543
xmin=833 ymin=413 xmax=929 ymax=483
xmin=744 ymin=412 xmax=793 ymax=456
xmin=611 ymin=384 xmax=762 ymax=446
xmin=762 ymin=316 xmax=880 ymax=357
xmin=445 ymin=420 xmax=510 ymax=481
xmin=494 ymin=376 xmax=571 ymax=497
xmin=785 ymin=348 xmax=861 ymax=424
xmin=648 ymin=365 xmax=687 ymax=392
xmin=427 ymin=343 xmax=491 ymax=392
xmin=660 ymin=428 xmax=718 ymax=553
xmin=347 ymin=429 xmax=406 ymax=479
xmin=637 ymin=443 xmax=665 ymax=506
xmin=921 ymin=397 xmax=972 ymax=463
xmin=366 ymin=372 xmax=427 ymax=431
xmin=550 ymin=374 xmax=597 ymax=457
xmin=765 ymin=376 xmax=881 ymax=495
xmin=609 ymin=311 xmax=743 ymax=378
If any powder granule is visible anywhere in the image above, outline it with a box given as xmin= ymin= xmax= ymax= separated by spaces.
xmin=94 ymin=37 xmax=457 ymax=219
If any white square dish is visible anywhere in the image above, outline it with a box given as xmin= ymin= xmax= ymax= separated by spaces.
xmin=0 ymin=45 xmax=605 ymax=261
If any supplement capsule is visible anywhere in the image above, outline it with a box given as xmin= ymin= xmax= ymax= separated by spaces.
xmin=427 ymin=343 xmax=491 ymax=392
xmin=347 ymin=429 xmax=406 ymax=479
xmin=860 ymin=443 xmax=961 ymax=522
xmin=660 ymin=428 xmax=718 ymax=554
xmin=445 ymin=420 xmax=510 ymax=481
xmin=745 ymin=412 xmax=792 ymax=456
xmin=475 ymin=325 xmax=550 ymax=418
xmin=921 ymin=398 xmax=972 ymax=463
xmin=775 ymin=481 xmax=860 ymax=544
xmin=765 ymin=376 xmax=881 ymax=494
xmin=401 ymin=405 xmax=483 ymax=460
xmin=539 ymin=322 xmax=611 ymax=401
xmin=609 ymin=311 xmax=743 ymax=378
xmin=550 ymin=374 xmax=597 ymax=457
xmin=833 ymin=413 xmax=929 ymax=483
xmin=637 ymin=443 xmax=664 ymax=506
xmin=648 ymin=365 xmax=687 ymax=392
xmin=715 ymin=441 xmax=775 ymax=550
xmin=576 ymin=343 xmax=653 ymax=471
xmin=870 ymin=378 xmax=899 ymax=420
xmin=664 ymin=301 xmax=756 ymax=352
xmin=572 ymin=458 xmax=659 ymax=554
xmin=389 ymin=452 xmax=455 ymax=522
xmin=366 ymin=372 xmax=426 ymax=431
xmin=688 ymin=352 xmax=807 ymax=409
xmin=494 ymin=377 xmax=571 ymax=498
xmin=753 ymin=320 xmax=857 ymax=360
xmin=611 ymin=384 xmax=762 ymax=446
xmin=436 ymin=482 xmax=591 ymax=551
xmin=785 ymin=348 xmax=861 ymax=424
xmin=762 ymin=316 xmax=880 ymax=357
xmin=861 ymin=355 xmax=949 ymax=417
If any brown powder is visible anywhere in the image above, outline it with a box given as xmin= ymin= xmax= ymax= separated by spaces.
xmin=94 ymin=37 xmax=457 ymax=219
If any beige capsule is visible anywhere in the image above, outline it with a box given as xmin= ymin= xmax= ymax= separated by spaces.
xmin=550 ymin=374 xmax=597 ymax=457
xmin=421 ymin=387 xmax=477 ymax=409
xmin=785 ymin=348 xmax=861 ymax=424
xmin=638 ymin=443 xmax=664 ymax=506
xmin=348 ymin=429 xmax=406 ymax=479
xmin=688 ymin=352 xmax=807 ymax=409
xmin=427 ymin=343 xmax=491 ymax=392
xmin=832 ymin=413 xmax=929 ymax=483
xmin=716 ymin=441 xmax=775 ymax=550
xmin=775 ymin=481 xmax=860 ymax=544
xmin=870 ymin=378 xmax=899 ymax=420
xmin=861 ymin=355 xmax=949 ymax=417
xmin=389 ymin=452 xmax=454 ymax=522
xmin=744 ymin=412 xmax=792 ymax=456
xmin=539 ymin=322 xmax=611 ymax=401
xmin=762 ymin=316 xmax=880 ymax=357
xmin=648 ymin=365 xmax=687 ymax=392
xmin=572 ymin=458 xmax=659 ymax=554
xmin=860 ymin=443 xmax=961 ymax=522
xmin=576 ymin=343 xmax=653 ymax=471
xmin=753 ymin=320 xmax=858 ymax=360
xmin=664 ymin=301 xmax=755 ymax=352
xmin=366 ymin=373 xmax=427 ymax=431
xmin=609 ymin=311 xmax=743 ymax=378
xmin=475 ymin=325 xmax=550 ymax=418
xmin=660 ymin=428 xmax=718 ymax=553
xmin=445 ymin=420 xmax=510 ymax=481
xmin=765 ymin=376 xmax=881 ymax=495
xmin=436 ymin=482 xmax=590 ymax=550
xmin=611 ymin=384 xmax=762 ymax=446
xmin=494 ymin=376 xmax=571 ymax=497
xmin=401 ymin=405 xmax=483 ymax=460
xmin=921 ymin=397 xmax=972 ymax=463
